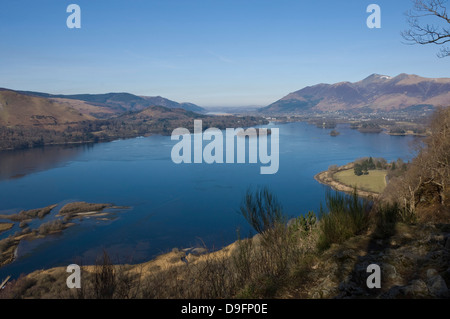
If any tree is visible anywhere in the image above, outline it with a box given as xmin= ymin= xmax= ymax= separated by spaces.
xmin=368 ymin=157 xmax=376 ymax=170
xmin=354 ymin=164 xmax=363 ymax=176
xmin=381 ymin=107 xmax=450 ymax=219
xmin=402 ymin=0 xmax=450 ymax=57
xmin=420 ymin=106 xmax=450 ymax=204
xmin=376 ymin=161 xmax=383 ymax=169
xmin=239 ymin=187 xmax=286 ymax=234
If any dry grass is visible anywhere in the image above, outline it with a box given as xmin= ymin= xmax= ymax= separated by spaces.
xmin=0 ymin=222 xmax=14 ymax=234
xmin=0 ymin=205 xmax=57 ymax=222
xmin=334 ymin=169 xmax=387 ymax=193
xmin=0 ymin=89 xmax=93 ymax=127
xmin=58 ymin=202 xmax=111 ymax=216
xmin=0 ymin=221 xmax=320 ymax=299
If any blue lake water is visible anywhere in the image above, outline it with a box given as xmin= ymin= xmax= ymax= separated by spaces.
xmin=0 ymin=122 xmax=418 ymax=278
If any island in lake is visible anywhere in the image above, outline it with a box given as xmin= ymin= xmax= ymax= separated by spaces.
xmin=0 ymin=202 xmax=128 ymax=268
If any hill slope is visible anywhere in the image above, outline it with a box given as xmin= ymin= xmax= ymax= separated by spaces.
xmin=0 ymin=89 xmax=267 ymax=150
xmin=262 ymin=74 xmax=450 ymax=114
xmin=18 ymin=91 xmax=205 ymax=116
xmin=0 ymin=89 xmax=93 ymax=127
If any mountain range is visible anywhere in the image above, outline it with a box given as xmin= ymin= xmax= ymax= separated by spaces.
xmin=0 ymin=88 xmax=266 ymax=151
xmin=16 ymin=90 xmax=205 ymax=118
xmin=262 ymin=74 xmax=450 ymax=114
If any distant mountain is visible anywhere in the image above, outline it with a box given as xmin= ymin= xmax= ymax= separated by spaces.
xmin=0 ymin=89 xmax=93 ymax=127
xmin=140 ymin=96 xmax=204 ymax=113
xmin=262 ymin=74 xmax=450 ymax=114
xmin=0 ymin=89 xmax=267 ymax=151
xmin=118 ymin=104 xmax=204 ymax=122
xmin=17 ymin=91 xmax=205 ymax=117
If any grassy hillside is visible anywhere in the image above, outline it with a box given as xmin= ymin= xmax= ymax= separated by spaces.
xmin=334 ymin=169 xmax=387 ymax=193
xmin=0 ymin=89 xmax=93 ymax=128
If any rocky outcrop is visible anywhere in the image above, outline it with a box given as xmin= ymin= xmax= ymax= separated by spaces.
xmin=299 ymin=223 xmax=450 ymax=299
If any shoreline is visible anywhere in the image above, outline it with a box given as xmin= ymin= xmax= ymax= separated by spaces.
xmin=313 ymin=163 xmax=380 ymax=199
xmin=0 ymin=202 xmax=126 ymax=269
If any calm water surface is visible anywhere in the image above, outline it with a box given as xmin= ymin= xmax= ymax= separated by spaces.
xmin=0 ymin=122 xmax=418 ymax=278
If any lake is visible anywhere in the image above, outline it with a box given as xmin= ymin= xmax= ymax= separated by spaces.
xmin=0 ymin=122 xmax=418 ymax=278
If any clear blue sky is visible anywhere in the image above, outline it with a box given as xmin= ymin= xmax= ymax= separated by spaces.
xmin=0 ymin=0 xmax=449 ymax=107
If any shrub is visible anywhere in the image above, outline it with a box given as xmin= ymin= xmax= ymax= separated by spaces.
xmin=0 ymin=236 xmax=15 ymax=253
xmin=38 ymin=220 xmax=65 ymax=236
xmin=239 ymin=187 xmax=286 ymax=234
xmin=94 ymin=251 xmax=116 ymax=299
xmin=317 ymin=189 xmax=370 ymax=251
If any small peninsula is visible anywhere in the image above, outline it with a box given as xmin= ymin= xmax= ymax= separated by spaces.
xmin=314 ymin=158 xmax=394 ymax=198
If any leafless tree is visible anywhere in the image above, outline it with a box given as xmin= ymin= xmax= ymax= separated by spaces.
xmin=402 ymin=0 xmax=450 ymax=57
xmin=422 ymin=107 xmax=450 ymax=204
xmin=381 ymin=107 xmax=450 ymax=222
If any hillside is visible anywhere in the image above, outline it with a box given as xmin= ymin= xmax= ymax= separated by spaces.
xmin=120 ymin=105 xmax=203 ymax=121
xmin=0 ymin=89 xmax=267 ymax=150
xmin=262 ymin=74 xmax=450 ymax=114
xmin=140 ymin=96 xmax=204 ymax=113
xmin=18 ymin=91 xmax=205 ymax=116
xmin=112 ymin=105 xmax=268 ymax=136
xmin=0 ymin=89 xmax=93 ymax=128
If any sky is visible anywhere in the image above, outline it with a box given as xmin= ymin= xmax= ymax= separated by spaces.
xmin=0 ymin=0 xmax=449 ymax=107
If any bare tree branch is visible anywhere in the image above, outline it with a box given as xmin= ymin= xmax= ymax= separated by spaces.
xmin=402 ymin=0 xmax=450 ymax=57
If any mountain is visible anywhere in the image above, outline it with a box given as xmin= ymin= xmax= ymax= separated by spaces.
xmin=140 ymin=96 xmax=204 ymax=113
xmin=17 ymin=91 xmax=205 ymax=117
xmin=0 ymin=89 xmax=267 ymax=151
xmin=0 ymin=89 xmax=93 ymax=127
xmin=262 ymin=74 xmax=450 ymax=114
xmin=118 ymin=104 xmax=203 ymax=122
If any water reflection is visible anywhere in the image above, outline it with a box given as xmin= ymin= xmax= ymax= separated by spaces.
xmin=0 ymin=144 xmax=92 ymax=181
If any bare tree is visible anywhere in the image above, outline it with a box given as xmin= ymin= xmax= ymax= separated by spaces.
xmin=402 ymin=0 xmax=450 ymax=57
xmin=422 ymin=107 xmax=450 ymax=204
xmin=239 ymin=187 xmax=286 ymax=234
xmin=380 ymin=107 xmax=450 ymax=221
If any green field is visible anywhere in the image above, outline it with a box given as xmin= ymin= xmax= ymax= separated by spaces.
xmin=333 ymin=169 xmax=388 ymax=193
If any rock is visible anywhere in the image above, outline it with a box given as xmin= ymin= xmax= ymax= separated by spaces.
xmin=427 ymin=268 xmax=438 ymax=279
xmin=427 ymin=274 xmax=448 ymax=297
xmin=311 ymin=275 xmax=339 ymax=299
xmin=383 ymin=280 xmax=430 ymax=299
xmin=402 ymin=280 xmax=429 ymax=297
xmin=382 ymin=263 xmax=398 ymax=280
xmin=334 ymin=249 xmax=356 ymax=260
xmin=445 ymin=237 xmax=450 ymax=250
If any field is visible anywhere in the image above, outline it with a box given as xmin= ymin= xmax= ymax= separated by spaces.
xmin=333 ymin=169 xmax=388 ymax=194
